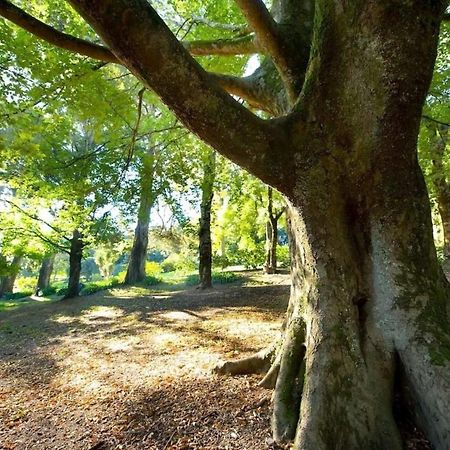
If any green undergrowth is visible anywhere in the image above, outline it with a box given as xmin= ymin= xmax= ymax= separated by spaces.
xmin=1 ymin=271 xmax=245 ymax=312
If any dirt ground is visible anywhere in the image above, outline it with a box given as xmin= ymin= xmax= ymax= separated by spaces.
xmin=0 ymin=273 xmax=290 ymax=450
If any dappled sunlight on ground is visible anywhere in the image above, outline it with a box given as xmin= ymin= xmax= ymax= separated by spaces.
xmin=0 ymin=273 xmax=290 ymax=449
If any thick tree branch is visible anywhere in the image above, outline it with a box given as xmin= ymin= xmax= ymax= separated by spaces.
xmin=67 ymin=0 xmax=294 ymax=192
xmin=184 ymin=34 xmax=259 ymax=56
xmin=0 ymin=0 xmax=118 ymax=62
xmin=209 ymin=72 xmax=275 ymax=113
xmin=0 ymin=0 xmax=259 ymax=61
xmin=234 ymin=0 xmax=296 ymax=102
xmin=0 ymin=1 xmax=273 ymax=113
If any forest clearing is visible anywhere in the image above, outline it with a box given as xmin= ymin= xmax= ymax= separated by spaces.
xmin=1 ymin=0 xmax=450 ymax=449
xmin=0 ymin=273 xmax=288 ymax=450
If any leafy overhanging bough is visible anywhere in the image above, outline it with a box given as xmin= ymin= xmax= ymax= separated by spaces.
xmin=2 ymin=0 xmax=450 ymax=448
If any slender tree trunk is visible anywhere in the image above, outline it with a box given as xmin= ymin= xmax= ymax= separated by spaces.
xmin=64 ymin=230 xmax=83 ymax=299
xmin=429 ymin=125 xmax=450 ymax=259
xmin=264 ymin=187 xmax=283 ymax=274
xmin=35 ymin=254 xmax=55 ymax=295
xmin=198 ymin=149 xmax=216 ymax=289
xmin=0 ymin=255 xmax=22 ymax=297
xmin=125 ymin=149 xmax=155 ymax=284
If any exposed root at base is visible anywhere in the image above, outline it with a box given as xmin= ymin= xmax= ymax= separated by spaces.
xmin=213 ymin=346 xmax=275 ymax=376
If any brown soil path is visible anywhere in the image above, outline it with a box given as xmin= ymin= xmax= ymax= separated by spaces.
xmin=0 ymin=274 xmax=290 ymax=450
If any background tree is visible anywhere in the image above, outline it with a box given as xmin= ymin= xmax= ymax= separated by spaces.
xmin=35 ymin=253 xmax=55 ymax=295
xmin=264 ymin=186 xmax=285 ymax=274
xmin=198 ymin=148 xmax=216 ymax=289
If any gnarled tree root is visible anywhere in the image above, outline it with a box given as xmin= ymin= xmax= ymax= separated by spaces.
xmin=213 ymin=345 xmax=276 ymax=375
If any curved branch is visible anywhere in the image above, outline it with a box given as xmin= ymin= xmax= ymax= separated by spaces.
xmin=184 ymin=34 xmax=259 ymax=56
xmin=67 ymin=0 xmax=295 ymax=192
xmin=0 ymin=0 xmax=118 ymax=62
xmin=0 ymin=0 xmax=259 ymax=62
xmin=209 ymin=72 xmax=274 ymax=113
xmin=234 ymin=0 xmax=296 ymax=101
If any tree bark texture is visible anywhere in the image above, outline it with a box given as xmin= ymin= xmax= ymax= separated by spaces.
xmin=124 ymin=148 xmax=155 ymax=284
xmin=36 ymin=0 xmax=450 ymax=447
xmin=35 ymin=254 xmax=55 ymax=295
xmin=198 ymin=149 xmax=216 ymax=289
xmin=64 ymin=229 xmax=83 ymax=299
xmin=0 ymin=255 xmax=22 ymax=297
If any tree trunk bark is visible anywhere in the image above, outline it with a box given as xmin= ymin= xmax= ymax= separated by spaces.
xmin=35 ymin=254 xmax=55 ymax=295
xmin=125 ymin=148 xmax=155 ymax=284
xmin=64 ymin=230 xmax=83 ymax=299
xmin=0 ymin=255 xmax=22 ymax=297
xmin=198 ymin=149 xmax=216 ymax=289
xmin=218 ymin=4 xmax=450 ymax=449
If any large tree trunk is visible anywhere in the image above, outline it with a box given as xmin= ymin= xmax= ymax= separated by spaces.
xmin=0 ymin=255 xmax=23 ymax=297
xmin=35 ymin=254 xmax=55 ymax=296
xmin=124 ymin=149 xmax=155 ymax=284
xmin=219 ymin=4 xmax=450 ymax=449
xmin=64 ymin=230 xmax=83 ymax=299
xmin=274 ymin=6 xmax=450 ymax=449
xmin=198 ymin=149 xmax=216 ymax=289
xmin=264 ymin=187 xmax=283 ymax=274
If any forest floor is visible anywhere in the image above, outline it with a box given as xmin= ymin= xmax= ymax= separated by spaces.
xmin=0 ymin=272 xmax=290 ymax=450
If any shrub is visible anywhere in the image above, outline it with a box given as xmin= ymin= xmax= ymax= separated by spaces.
xmin=143 ymin=275 xmax=162 ymax=286
xmin=160 ymin=259 xmax=176 ymax=273
xmin=212 ymin=271 xmax=241 ymax=284
xmin=185 ymin=271 xmax=241 ymax=286
xmin=184 ymin=273 xmax=200 ymax=286
xmin=116 ymin=270 xmax=127 ymax=283
xmin=56 ymin=287 xmax=68 ymax=296
xmin=145 ymin=261 xmax=162 ymax=276
xmin=213 ymin=254 xmax=231 ymax=270
xmin=277 ymin=244 xmax=291 ymax=267
xmin=2 ymin=291 xmax=33 ymax=300
xmin=80 ymin=276 xmax=121 ymax=295
xmin=160 ymin=253 xmax=196 ymax=273
xmin=15 ymin=277 xmax=36 ymax=292
xmin=42 ymin=285 xmax=57 ymax=296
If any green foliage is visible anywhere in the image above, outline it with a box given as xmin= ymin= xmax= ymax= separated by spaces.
xmin=277 ymin=245 xmax=291 ymax=268
xmin=14 ymin=276 xmax=37 ymax=292
xmin=2 ymin=291 xmax=33 ymax=300
xmin=145 ymin=261 xmax=162 ymax=276
xmin=160 ymin=258 xmax=176 ymax=273
xmin=143 ymin=275 xmax=162 ymax=286
xmin=80 ymin=277 xmax=121 ymax=295
xmin=41 ymin=285 xmax=57 ymax=296
xmin=184 ymin=271 xmax=241 ymax=286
